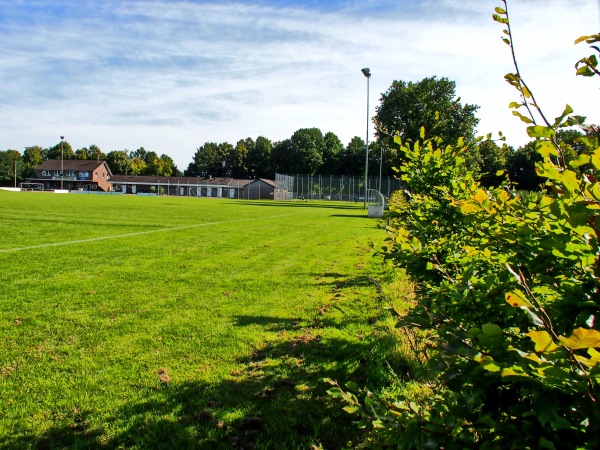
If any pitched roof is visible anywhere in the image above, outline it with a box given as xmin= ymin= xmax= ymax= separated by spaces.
xmin=109 ymin=175 xmax=241 ymax=185
xmin=258 ymin=178 xmax=277 ymax=188
xmin=38 ymin=159 xmax=112 ymax=175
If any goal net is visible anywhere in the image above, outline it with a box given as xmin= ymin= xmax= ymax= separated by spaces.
xmin=19 ymin=182 xmax=45 ymax=191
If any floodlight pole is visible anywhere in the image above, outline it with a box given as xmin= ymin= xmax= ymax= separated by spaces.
xmin=361 ymin=68 xmax=371 ymax=210
xmin=60 ymin=136 xmax=64 ymax=190
xmin=378 ymin=141 xmax=383 ymax=193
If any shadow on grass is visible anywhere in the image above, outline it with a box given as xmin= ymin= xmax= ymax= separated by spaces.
xmin=329 ymin=214 xmax=373 ymax=219
xmin=232 ymin=200 xmax=365 ymax=211
xmin=3 ymin=281 xmax=406 ymax=449
xmin=315 ymin=273 xmax=373 ymax=289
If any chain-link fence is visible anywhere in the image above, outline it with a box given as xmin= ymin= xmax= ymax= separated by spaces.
xmin=274 ymin=174 xmax=402 ymax=201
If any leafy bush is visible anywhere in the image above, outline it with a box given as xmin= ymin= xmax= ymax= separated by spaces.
xmin=329 ymin=2 xmax=600 ymax=448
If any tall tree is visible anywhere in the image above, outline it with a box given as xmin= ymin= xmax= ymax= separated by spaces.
xmin=47 ymin=140 xmax=74 ymax=160
xmin=0 ymin=150 xmax=22 ymax=184
xmin=183 ymin=162 xmax=198 ymax=177
xmin=320 ymin=132 xmax=344 ymax=175
xmin=160 ymin=154 xmax=180 ymax=177
xmin=130 ymin=147 xmax=148 ymax=162
xmin=339 ymin=136 xmax=366 ymax=176
xmin=229 ymin=140 xmax=249 ymax=178
xmin=147 ymin=154 xmax=176 ymax=177
xmin=88 ymin=145 xmax=106 ymax=161
xmin=249 ymin=136 xmax=272 ymax=178
xmin=106 ymin=150 xmax=131 ymax=175
xmin=129 ymin=157 xmax=147 ymax=175
xmin=374 ymin=76 xmax=480 ymax=149
xmin=556 ymin=129 xmax=585 ymax=160
xmin=192 ymin=142 xmax=224 ymax=177
xmin=506 ymin=142 xmax=544 ymax=191
xmin=271 ymin=139 xmax=292 ymax=175
xmin=476 ymin=139 xmax=510 ymax=187
xmin=287 ymin=128 xmax=325 ymax=175
xmin=23 ymin=146 xmax=45 ymax=167
xmin=74 ymin=147 xmax=89 ymax=160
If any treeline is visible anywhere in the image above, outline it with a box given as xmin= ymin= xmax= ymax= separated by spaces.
xmin=0 ymin=143 xmax=179 ymax=184
xmin=1 ymin=130 xmax=586 ymax=192
xmin=0 ymin=76 xmax=590 ymax=189
xmin=183 ymin=131 xmax=372 ymax=179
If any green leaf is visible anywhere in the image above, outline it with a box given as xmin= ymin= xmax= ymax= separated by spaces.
xmin=495 ymin=7 xmax=506 ymax=14
xmin=576 ymin=65 xmax=595 ymax=77
xmin=569 ymin=154 xmax=591 ymax=169
xmin=512 ymin=110 xmax=533 ymax=124
xmin=508 ymin=101 xmax=521 ymax=109
xmin=343 ymin=405 xmax=360 ymax=415
xmin=559 ymin=328 xmax=600 ymax=349
xmin=501 ymin=367 xmax=529 ymax=378
xmin=552 ymin=104 xmax=573 ymax=127
xmin=493 ymin=14 xmax=508 ymax=24
xmin=527 ymin=125 xmax=555 ymax=139
xmin=481 ymin=356 xmax=501 ymax=372
xmin=566 ymin=115 xmax=586 ymax=126
xmin=536 ymin=141 xmax=559 ymax=158
xmin=482 ymin=323 xmax=502 ymax=336
xmin=345 ymin=381 xmax=360 ymax=392
xmin=538 ymin=437 xmax=557 ymax=450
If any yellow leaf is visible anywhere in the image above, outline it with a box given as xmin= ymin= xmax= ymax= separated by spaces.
xmin=505 ymin=290 xmax=531 ymax=308
xmin=501 ymin=367 xmax=529 ymax=378
xmin=460 ymin=202 xmax=479 ymax=214
xmin=575 ymin=35 xmax=595 ymax=44
xmin=587 ymin=348 xmax=600 ymax=366
xmin=526 ymin=330 xmax=558 ymax=353
xmin=474 ymin=189 xmax=488 ymax=204
xmin=559 ymin=328 xmax=600 ymax=349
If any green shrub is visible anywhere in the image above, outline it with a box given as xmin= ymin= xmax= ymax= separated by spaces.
xmin=330 ymin=2 xmax=600 ymax=448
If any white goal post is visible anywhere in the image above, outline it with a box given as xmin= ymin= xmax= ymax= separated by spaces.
xmin=19 ymin=182 xmax=45 ymax=191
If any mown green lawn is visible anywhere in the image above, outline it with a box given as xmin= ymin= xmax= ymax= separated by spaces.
xmin=0 ymin=191 xmax=392 ymax=449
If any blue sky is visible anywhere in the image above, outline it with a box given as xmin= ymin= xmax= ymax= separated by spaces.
xmin=1 ymin=0 xmax=598 ymax=170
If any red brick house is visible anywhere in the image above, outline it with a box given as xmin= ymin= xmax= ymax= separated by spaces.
xmin=30 ymin=160 xmax=113 ymax=192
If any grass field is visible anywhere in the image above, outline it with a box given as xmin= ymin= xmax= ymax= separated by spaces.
xmin=0 ymin=191 xmax=393 ymax=449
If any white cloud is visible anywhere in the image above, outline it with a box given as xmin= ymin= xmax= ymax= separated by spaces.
xmin=0 ymin=0 xmax=598 ymax=169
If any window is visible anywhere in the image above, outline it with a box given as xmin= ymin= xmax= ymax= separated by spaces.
xmin=53 ymin=170 xmax=61 ymax=176
xmin=79 ymin=171 xmax=90 ymax=178
xmin=66 ymin=171 xmax=76 ymax=177
xmin=94 ymin=172 xmax=98 ymax=179
xmin=42 ymin=170 xmax=49 ymax=176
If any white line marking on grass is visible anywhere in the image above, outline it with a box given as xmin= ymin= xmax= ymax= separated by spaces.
xmin=0 ymin=212 xmax=305 ymax=253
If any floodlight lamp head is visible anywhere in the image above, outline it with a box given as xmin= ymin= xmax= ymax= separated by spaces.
xmin=361 ymin=68 xmax=371 ymax=78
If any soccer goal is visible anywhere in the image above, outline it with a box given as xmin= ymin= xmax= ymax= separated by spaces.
xmin=19 ymin=182 xmax=45 ymax=191
xmin=367 ymin=189 xmax=386 ymax=218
